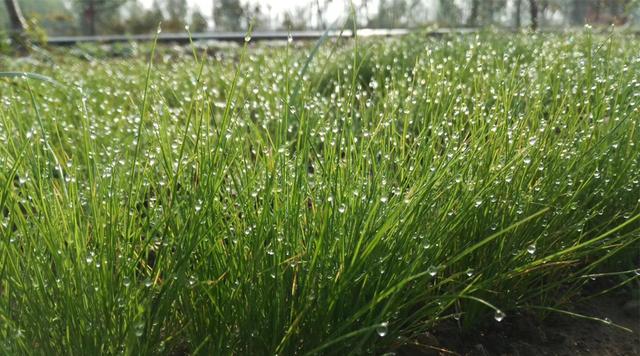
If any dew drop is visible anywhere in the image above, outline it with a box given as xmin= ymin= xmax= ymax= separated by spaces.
xmin=135 ymin=322 xmax=144 ymax=337
xmin=376 ymin=322 xmax=388 ymax=337
xmin=287 ymin=32 xmax=293 ymax=43
xmin=526 ymin=243 xmax=536 ymax=255
xmin=523 ymin=157 xmax=532 ymax=165
xmin=123 ymin=276 xmax=131 ymax=288
xmin=528 ymin=137 xmax=537 ymax=146
xmin=244 ymin=34 xmax=251 ymax=42
xmin=338 ymin=204 xmax=346 ymax=214
xmin=427 ymin=265 xmax=438 ymax=277
xmin=380 ymin=196 xmax=389 ymax=204
xmin=465 ymin=268 xmax=474 ymax=277
xmin=494 ymin=310 xmax=506 ymax=322
xmin=474 ymin=199 xmax=483 ymax=208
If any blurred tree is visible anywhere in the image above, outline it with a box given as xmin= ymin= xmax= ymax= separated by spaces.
xmin=213 ymin=0 xmax=244 ymax=31
xmin=515 ymin=0 xmax=522 ymax=27
xmin=281 ymin=7 xmax=307 ymax=31
xmin=124 ymin=0 xmax=163 ymax=34
xmin=314 ymin=0 xmax=333 ymax=29
xmin=4 ymin=0 xmax=26 ymax=34
xmin=163 ymin=0 xmax=187 ymax=32
xmin=468 ymin=0 xmax=479 ymax=26
xmin=438 ymin=0 xmax=462 ymax=26
xmin=190 ymin=8 xmax=209 ymax=32
xmin=465 ymin=0 xmax=507 ymax=27
xmin=571 ymin=0 xmax=587 ymax=25
xmin=1 ymin=0 xmax=75 ymax=36
xmin=360 ymin=0 xmax=372 ymax=24
xmin=529 ymin=0 xmax=538 ymax=29
xmin=574 ymin=0 xmax=634 ymax=25
xmin=368 ymin=0 xmax=406 ymax=28
xmin=74 ymin=0 xmax=128 ymax=35
xmin=243 ymin=3 xmax=269 ymax=30
xmin=4 ymin=0 xmax=27 ymax=49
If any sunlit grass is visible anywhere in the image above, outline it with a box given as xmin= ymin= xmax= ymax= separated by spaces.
xmin=0 ymin=30 xmax=638 ymax=355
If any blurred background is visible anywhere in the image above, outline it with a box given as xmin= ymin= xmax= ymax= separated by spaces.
xmin=2 ymin=0 xmax=639 ymax=38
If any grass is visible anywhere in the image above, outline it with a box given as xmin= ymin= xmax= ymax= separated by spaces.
xmin=0 ymin=29 xmax=639 ymax=355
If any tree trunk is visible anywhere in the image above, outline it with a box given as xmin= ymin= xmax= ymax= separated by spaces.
xmin=315 ymin=0 xmax=325 ymax=30
xmin=4 ymin=0 xmax=28 ymax=51
xmin=515 ymin=0 xmax=522 ymax=28
xmin=4 ymin=0 xmax=26 ymax=33
xmin=468 ymin=0 xmax=479 ymax=26
xmin=571 ymin=0 xmax=585 ymax=25
xmin=529 ymin=0 xmax=538 ymax=30
xmin=82 ymin=0 xmax=96 ymax=36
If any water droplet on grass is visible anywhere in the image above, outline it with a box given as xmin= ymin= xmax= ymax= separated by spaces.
xmin=494 ymin=310 xmax=506 ymax=322
xmin=376 ymin=322 xmax=388 ymax=337
xmin=380 ymin=196 xmax=388 ymax=204
xmin=527 ymin=243 xmax=536 ymax=255
xmin=474 ymin=200 xmax=483 ymax=208
xmin=244 ymin=34 xmax=251 ymax=42
xmin=135 ymin=322 xmax=144 ymax=337
xmin=338 ymin=204 xmax=346 ymax=214
xmin=465 ymin=268 xmax=474 ymax=277
xmin=123 ymin=277 xmax=131 ymax=288
xmin=427 ymin=265 xmax=438 ymax=277
xmin=287 ymin=32 xmax=293 ymax=43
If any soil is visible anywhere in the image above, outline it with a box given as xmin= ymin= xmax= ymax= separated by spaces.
xmin=396 ymin=294 xmax=640 ymax=356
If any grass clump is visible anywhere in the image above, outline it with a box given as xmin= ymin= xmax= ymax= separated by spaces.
xmin=0 ymin=30 xmax=638 ymax=355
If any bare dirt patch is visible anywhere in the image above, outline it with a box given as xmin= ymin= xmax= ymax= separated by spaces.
xmin=397 ymin=293 xmax=639 ymax=356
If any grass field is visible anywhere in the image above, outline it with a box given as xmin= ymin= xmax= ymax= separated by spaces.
xmin=0 ymin=29 xmax=639 ymax=355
